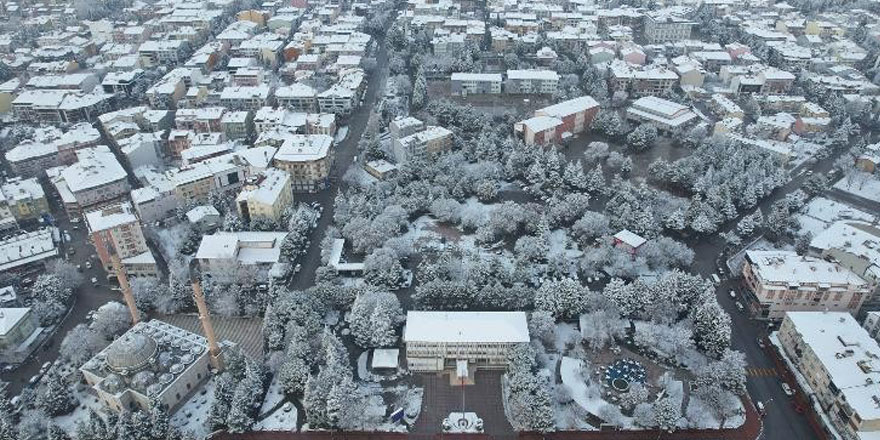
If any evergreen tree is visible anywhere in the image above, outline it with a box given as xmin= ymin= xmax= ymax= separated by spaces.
xmin=38 ymin=371 xmax=75 ymax=416
xmin=47 ymin=424 xmax=71 ymax=440
xmin=412 ymin=70 xmax=427 ymax=110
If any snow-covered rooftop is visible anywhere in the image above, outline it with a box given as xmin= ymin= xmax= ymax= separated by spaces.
xmin=746 ymin=250 xmax=867 ymax=287
xmin=404 ymin=311 xmax=529 ymax=344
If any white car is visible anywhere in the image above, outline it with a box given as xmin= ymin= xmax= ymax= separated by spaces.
xmin=91 ymin=277 xmax=98 ymax=286
xmin=729 ymin=290 xmax=737 ymax=299
xmin=781 ymin=382 xmax=794 ymax=397
xmin=85 ymin=261 xmax=92 ymax=269
xmin=735 ymin=301 xmax=744 ymax=312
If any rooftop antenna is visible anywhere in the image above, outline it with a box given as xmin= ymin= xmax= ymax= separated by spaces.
xmin=190 ymin=268 xmax=225 ymax=372
xmin=111 ymin=254 xmax=140 ymax=325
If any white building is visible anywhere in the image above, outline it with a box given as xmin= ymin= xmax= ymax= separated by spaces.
xmin=235 ymin=168 xmax=293 ymax=223
xmin=743 ymin=250 xmax=871 ymax=320
xmin=404 ymin=311 xmax=529 ymax=372
xmin=58 ymin=146 xmax=130 ymax=213
xmin=625 ymin=96 xmax=698 ymax=133
xmin=777 ymin=312 xmax=880 ymax=439
xmin=0 ymin=228 xmax=58 ymax=272
xmin=272 ymin=134 xmax=333 ymax=192
xmin=195 ymin=231 xmax=289 ymax=283
xmin=505 ymin=69 xmax=559 ymax=94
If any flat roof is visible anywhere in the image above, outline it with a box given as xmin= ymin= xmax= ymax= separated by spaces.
xmin=404 ymin=311 xmax=529 ymax=344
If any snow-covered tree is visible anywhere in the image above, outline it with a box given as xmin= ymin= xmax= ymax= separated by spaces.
xmin=534 ymin=278 xmax=587 ymax=319
xmin=633 ymin=402 xmax=655 ymax=427
xmin=38 ymin=371 xmax=75 ymax=416
xmin=46 ymin=260 xmax=84 ymax=288
xmin=653 ymin=397 xmax=681 ymax=431
xmin=579 ymin=310 xmax=625 ymax=351
xmin=90 ymin=301 xmax=132 ymax=340
xmin=349 ymin=291 xmax=403 ymax=348
xmin=59 ymin=324 xmax=105 ymax=365
xmin=597 ymin=403 xmax=625 ymax=427
xmin=363 ymin=248 xmax=404 ymax=288
xmin=594 ymin=111 xmax=625 ymax=138
xmin=528 ymin=311 xmax=556 ymax=345
xmin=412 ymin=70 xmax=427 ymax=110
xmin=691 ymin=299 xmax=732 ymax=358
xmin=505 ymin=344 xmax=554 ymax=432
xmin=619 ymin=383 xmax=650 ymax=411
xmin=693 ymin=384 xmax=741 ymax=428
xmin=626 ymin=124 xmax=658 ymax=151
xmin=694 ymin=349 xmax=747 ymax=395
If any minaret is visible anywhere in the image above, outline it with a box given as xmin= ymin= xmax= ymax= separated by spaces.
xmin=191 ymin=277 xmax=225 ymax=372
xmin=111 ymin=255 xmax=140 ymax=325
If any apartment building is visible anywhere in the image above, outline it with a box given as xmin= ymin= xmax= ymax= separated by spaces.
xmin=272 ymin=134 xmax=333 ymax=192
xmin=175 ymin=107 xmax=226 ymax=133
xmin=219 ymin=85 xmax=272 ymax=111
xmin=57 ymin=146 xmax=130 ymax=213
xmin=0 ymin=178 xmax=49 ymax=221
xmin=235 ymin=168 xmax=293 ymax=223
xmin=169 ymin=155 xmax=247 ymax=203
xmin=138 ymin=40 xmax=190 ymax=67
xmin=609 ymin=60 xmax=679 ymax=97
xmin=450 ymin=73 xmax=503 ymax=96
xmin=505 ymin=69 xmax=559 ymax=94
xmin=85 ymin=201 xmax=158 ymax=277
xmin=276 ymin=83 xmax=318 ymax=112
xmin=777 ymin=312 xmax=880 ymax=440
xmin=404 ymin=311 xmax=529 ymax=371
xmin=743 ymin=250 xmax=871 ymax=320
xmin=643 ymin=11 xmax=694 ymax=43
xmin=195 ymin=231 xmax=289 ymax=283
xmin=392 ymin=126 xmax=454 ymax=163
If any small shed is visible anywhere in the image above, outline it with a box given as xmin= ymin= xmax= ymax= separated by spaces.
xmin=371 ymin=348 xmax=400 ymax=370
xmin=613 ymin=229 xmax=647 ymax=255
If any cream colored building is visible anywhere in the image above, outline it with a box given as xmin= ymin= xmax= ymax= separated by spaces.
xmin=0 ymin=308 xmax=37 ymax=349
xmin=235 ymin=168 xmax=293 ymax=223
xmin=743 ymin=250 xmax=871 ymax=320
xmin=272 ymin=134 xmax=333 ymax=192
xmin=80 ymin=320 xmax=228 ymax=413
xmin=85 ymin=201 xmax=158 ymax=277
xmin=0 ymin=177 xmax=49 ymax=221
xmin=404 ymin=311 xmax=529 ymax=372
xmin=777 ymin=312 xmax=880 ymax=439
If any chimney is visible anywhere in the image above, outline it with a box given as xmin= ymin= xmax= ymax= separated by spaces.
xmin=111 ymin=254 xmax=140 ymax=325
xmin=191 ymin=278 xmax=224 ymax=372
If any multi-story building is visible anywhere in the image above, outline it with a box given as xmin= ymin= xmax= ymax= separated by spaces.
xmin=195 ymin=231 xmax=289 ymax=282
xmin=85 ymin=201 xmax=158 ymax=277
xmin=392 ymin=126 xmax=454 ymax=163
xmin=450 ymin=73 xmax=503 ymax=96
xmin=169 ymin=155 xmax=247 ymax=203
xmin=743 ymin=250 xmax=871 ymax=320
xmin=404 ymin=311 xmax=529 ymax=371
xmin=221 ymin=111 xmax=253 ymax=141
xmin=235 ymin=168 xmax=293 ymax=223
xmin=276 ymin=83 xmax=318 ymax=112
xmin=102 ymin=69 xmax=145 ymax=96
xmin=0 ymin=178 xmax=49 ymax=221
xmin=862 ymin=311 xmax=880 ymax=342
xmin=138 ymin=40 xmax=190 ymax=67
xmin=0 ymin=308 xmax=37 ymax=349
xmin=643 ymin=11 xmax=694 ymax=43
xmin=317 ymin=69 xmax=365 ymax=115
xmin=777 ymin=312 xmax=880 ymax=440
xmin=219 ymin=85 xmax=272 ymax=111
xmin=609 ymin=61 xmax=679 ymax=97
xmin=625 ymin=96 xmax=698 ymax=134
xmin=175 ymin=107 xmax=226 ymax=133
xmin=0 ymin=228 xmax=59 ymax=273
xmin=57 ymin=146 xmax=130 ymax=213
xmin=505 ymin=69 xmax=559 ymax=94
xmin=272 ymin=134 xmax=333 ymax=192
xmin=533 ymin=96 xmax=601 ymax=137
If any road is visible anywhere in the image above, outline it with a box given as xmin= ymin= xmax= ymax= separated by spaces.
xmin=685 ymin=147 xmax=848 ymax=440
xmin=287 ymin=35 xmax=390 ymax=292
xmin=0 ymin=190 xmax=118 ymax=396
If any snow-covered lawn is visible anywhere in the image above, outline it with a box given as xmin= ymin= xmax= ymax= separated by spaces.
xmin=834 ymin=172 xmax=880 ymax=203
xmin=169 ymin=379 xmax=216 ymax=439
xmin=53 ymin=385 xmax=107 ymax=436
xmin=352 ymin=383 xmax=418 ymax=432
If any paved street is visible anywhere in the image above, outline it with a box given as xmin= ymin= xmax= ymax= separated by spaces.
xmin=684 ymin=147 xmax=848 ymax=440
xmin=287 ymin=35 xmax=390 ymax=293
xmin=0 ymin=190 xmax=119 ymax=396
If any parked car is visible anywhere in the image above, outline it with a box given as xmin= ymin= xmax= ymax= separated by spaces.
xmin=756 ymin=337 xmax=766 ymax=349
xmin=756 ymin=401 xmax=766 ymax=416
xmin=711 ymin=274 xmax=721 ymax=284
xmin=782 ymin=382 xmax=795 ymax=397
xmin=85 ymin=261 xmax=92 ymax=269
xmin=90 ymin=277 xmax=98 ymax=286
xmin=729 ymin=290 xmax=737 ymax=299
xmin=27 ymin=374 xmax=41 ymax=386
xmin=735 ymin=301 xmax=744 ymax=312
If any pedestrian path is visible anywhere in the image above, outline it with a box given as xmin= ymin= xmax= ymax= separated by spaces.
xmin=746 ymin=367 xmax=778 ymax=377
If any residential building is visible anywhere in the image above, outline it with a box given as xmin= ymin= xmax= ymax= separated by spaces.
xmin=0 ymin=228 xmax=58 ymax=273
xmin=450 ymin=73 xmax=503 ymax=96
xmin=609 ymin=61 xmax=679 ymax=97
xmin=404 ymin=311 xmax=529 ymax=372
xmin=392 ymin=126 xmax=454 ymax=163
xmin=743 ymin=250 xmax=871 ymax=320
xmin=85 ymin=201 xmax=158 ymax=277
xmin=138 ymin=40 xmax=190 ymax=67
xmin=777 ymin=312 xmax=880 ymax=440
xmin=195 ymin=231 xmax=289 ymax=282
xmin=0 ymin=308 xmax=37 ymax=349
xmin=643 ymin=10 xmax=694 ymax=43
xmin=58 ymin=146 xmax=130 ymax=213
xmin=235 ymin=168 xmax=293 ymax=223
xmin=276 ymin=83 xmax=318 ymax=112
xmin=272 ymin=134 xmax=333 ymax=192
xmin=0 ymin=178 xmax=49 ymax=221
xmin=505 ymin=69 xmax=559 ymax=94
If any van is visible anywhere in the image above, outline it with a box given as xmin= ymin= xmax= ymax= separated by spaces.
xmin=711 ymin=274 xmax=721 ymax=284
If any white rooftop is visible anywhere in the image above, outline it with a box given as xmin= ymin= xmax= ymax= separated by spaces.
xmin=275 ymin=134 xmax=333 ymax=163
xmin=62 ymin=146 xmax=128 ymax=193
xmin=747 ymin=250 xmax=868 ymax=287
xmin=0 ymin=308 xmax=31 ymax=336
xmin=404 ymin=311 xmax=529 ymax=344
xmin=85 ymin=202 xmax=138 ymax=233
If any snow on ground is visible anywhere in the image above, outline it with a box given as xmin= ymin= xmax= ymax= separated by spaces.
xmin=559 ymin=356 xmax=634 ymax=429
xmin=797 ymin=197 xmax=875 ymax=237
xmin=554 ymin=323 xmax=581 ymax=354
xmin=152 ymin=222 xmax=191 ymax=264
xmin=726 ymin=237 xmax=794 ymax=274
xmin=54 ymin=385 xmax=107 ymax=435
xmin=834 ymin=172 xmax=880 ymax=203
xmin=342 ymin=163 xmax=379 ymax=188
xmin=357 ymin=383 xmax=408 ymax=432
xmin=169 ymin=379 xmax=217 ymax=439
xmin=686 ymin=392 xmax=745 ymax=429
xmin=259 ymin=374 xmax=286 ymax=417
